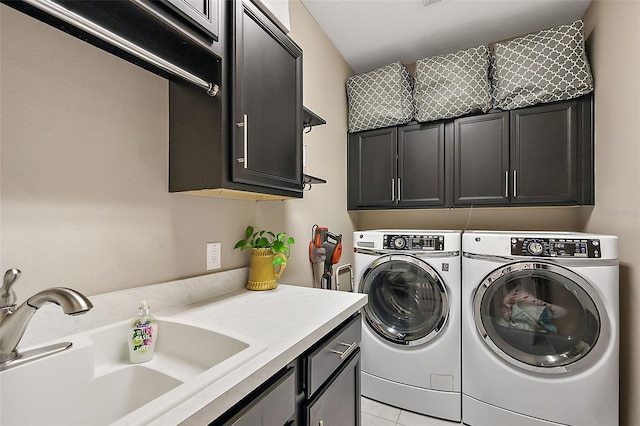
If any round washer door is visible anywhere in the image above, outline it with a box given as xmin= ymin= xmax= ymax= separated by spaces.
xmin=360 ymin=254 xmax=449 ymax=346
xmin=474 ymin=261 xmax=607 ymax=373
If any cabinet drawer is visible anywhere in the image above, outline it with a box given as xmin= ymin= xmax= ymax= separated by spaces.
xmin=305 ymin=314 xmax=361 ymax=397
xmin=215 ymin=366 xmax=296 ymax=426
xmin=305 ymin=349 xmax=361 ymax=426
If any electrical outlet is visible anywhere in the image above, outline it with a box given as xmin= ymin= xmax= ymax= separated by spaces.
xmin=206 ymin=242 xmax=221 ymax=270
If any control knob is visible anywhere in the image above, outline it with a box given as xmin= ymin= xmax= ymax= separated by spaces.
xmin=393 ymin=237 xmax=406 ymax=249
xmin=527 ymin=241 xmax=544 ymax=256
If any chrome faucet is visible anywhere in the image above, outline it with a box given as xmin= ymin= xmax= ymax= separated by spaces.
xmin=0 ymin=268 xmax=94 ymax=367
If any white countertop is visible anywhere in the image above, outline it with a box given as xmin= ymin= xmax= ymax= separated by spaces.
xmin=15 ymin=269 xmax=366 ymax=424
xmin=155 ymin=285 xmax=367 ymax=424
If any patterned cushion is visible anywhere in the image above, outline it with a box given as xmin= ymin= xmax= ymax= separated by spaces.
xmin=492 ymin=20 xmax=593 ymax=110
xmin=346 ymin=62 xmax=414 ymax=133
xmin=414 ymin=45 xmax=491 ymax=122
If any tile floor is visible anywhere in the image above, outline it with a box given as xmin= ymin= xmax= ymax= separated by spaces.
xmin=361 ymin=397 xmax=462 ymax=426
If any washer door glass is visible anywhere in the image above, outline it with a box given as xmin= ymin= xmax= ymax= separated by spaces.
xmin=475 ymin=262 xmax=601 ymax=372
xmin=361 ymin=254 xmax=449 ymax=346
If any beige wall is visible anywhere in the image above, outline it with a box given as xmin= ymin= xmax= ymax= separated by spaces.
xmin=583 ymin=2 xmax=640 ymax=425
xmin=256 ymin=0 xmax=356 ymax=288
xmin=2 ymin=0 xmax=637 ymax=422
xmin=0 ymin=4 xmax=259 ymax=299
xmin=0 ymin=1 xmax=354 ymax=300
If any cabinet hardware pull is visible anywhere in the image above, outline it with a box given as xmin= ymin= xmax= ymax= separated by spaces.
xmin=23 ymin=0 xmax=220 ymax=97
xmin=236 ymin=114 xmax=248 ymax=168
xmin=513 ymin=170 xmax=517 ymax=198
xmin=505 ymin=171 xmax=509 ymax=198
xmin=319 ymin=421 xmax=324 ymax=426
xmin=391 ymin=179 xmax=395 ymax=202
xmin=397 ymin=178 xmax=401 ymax=202
xmin=330 ymin=341 xmax=357 ymax=360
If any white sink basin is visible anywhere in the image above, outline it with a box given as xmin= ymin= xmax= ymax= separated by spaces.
xmin=0 ymin=317 xmax=266 ymax=425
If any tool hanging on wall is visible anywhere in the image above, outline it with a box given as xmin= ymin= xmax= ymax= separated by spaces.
xmin=309 ymin=225 xmax=343 ymax=290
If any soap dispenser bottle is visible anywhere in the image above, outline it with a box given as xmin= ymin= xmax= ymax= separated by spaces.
xmin=128 ymin=300 xmax=158 ymax=364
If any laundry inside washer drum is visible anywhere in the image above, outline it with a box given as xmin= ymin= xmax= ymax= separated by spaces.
xmin=365 ymin=265 xmax=445 ymax=342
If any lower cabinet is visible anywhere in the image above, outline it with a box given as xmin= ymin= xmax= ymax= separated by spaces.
xmin=212 ymin=313 xmax=362 ymax=426
xmin=215 ymin=366 xmax=296 ymax=426
xmin=304 ymin=349 xmax=361 ymax=426
xmin=302 ymin=314 xmax=362 ymax=426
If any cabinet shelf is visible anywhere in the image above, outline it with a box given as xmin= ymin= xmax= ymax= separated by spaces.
xmin=302 ymin=174 xmax=326 ymax=191
xmin=303 ymin=108 xmax=327 ymax=189
xmin=303 ymin=174 xmax=326 ymax=185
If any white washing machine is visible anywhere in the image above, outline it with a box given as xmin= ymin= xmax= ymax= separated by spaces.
xmin=462 ymin=231 xmax=619 ymax=426
xmin=354 ymin=230 xmax=462 ymax=422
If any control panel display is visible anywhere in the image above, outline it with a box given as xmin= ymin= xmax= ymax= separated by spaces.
xmin=511 ymin=237 xmax=601 ymax=258
xmin=383 ymin=234 xmax=445 ymax=251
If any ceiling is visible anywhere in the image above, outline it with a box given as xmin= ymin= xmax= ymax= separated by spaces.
xmin=299 ymin=0 xmax=592 ymax=74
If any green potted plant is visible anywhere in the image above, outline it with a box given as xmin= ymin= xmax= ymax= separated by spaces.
xmin=234 ymin=226 xmax=295 ymax=290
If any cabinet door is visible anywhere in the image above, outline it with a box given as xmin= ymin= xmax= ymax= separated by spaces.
xmin=160 ymin=0 xmax=220 ymax=40
xmin=398 ymin=122 xmax=446 ymax=207
xmin=232 ymin=0 xmax=303 ymax=193
xmin=348 ymin=128 xmax=397 ymax=209
xmin=452 ymin=112 xmax=509 ymax=206
xmin=215 ymin=366 xmax=296 ymax=426
xmin=305 ymin=349 xmax=361 ymax=426
xmin=511 ymin=101 xmax=578 ymax=204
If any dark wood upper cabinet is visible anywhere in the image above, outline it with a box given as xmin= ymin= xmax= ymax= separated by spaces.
xmin=452 ymin=112 xmax=509 ymax=206
xmin=348 ymin=127 xmax=397 ymax=209
xmin=348 ymin=95 xmax=593 ymax=210
xmin=510 ymin=101 xmax=579 ymax=205
xmin=398 ymin=122 xmax=446 ymax=207
xmin=348 ymin=122 xmax=446 ymax=210
xmin=168 ymin=0 xmax=303 ymax=199
xmin=230 ymin=0 xmax=303 ymax=194
xmin=9 ymin=0 xmax=304 ymax=200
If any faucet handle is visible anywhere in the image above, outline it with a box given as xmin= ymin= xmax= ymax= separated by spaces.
xmin=1 ymin=269 xmax=21 ymax=308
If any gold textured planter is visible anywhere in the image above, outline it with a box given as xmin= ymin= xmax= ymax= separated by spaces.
xmin=246 ymin=248 xmax=287 ymax=291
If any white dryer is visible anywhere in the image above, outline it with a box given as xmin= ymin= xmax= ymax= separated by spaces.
xmin=462 ymin=231 xmax=619 ymax=426
xmin=354 ymin=230 xmax=462 ymax=422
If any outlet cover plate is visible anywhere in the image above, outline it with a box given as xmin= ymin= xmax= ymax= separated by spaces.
xmin=206 ymin=242 xmax=221 ymax=270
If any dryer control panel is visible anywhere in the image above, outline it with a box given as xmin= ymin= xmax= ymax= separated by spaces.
xmin=383 ymin=234 xmax=445 ymax=251
xmin=511 ymin=237 xmax=601 ymax=258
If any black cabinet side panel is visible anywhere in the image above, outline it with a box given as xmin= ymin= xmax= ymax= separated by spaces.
xmin=169 ymin=79 xmax=224 ymax=191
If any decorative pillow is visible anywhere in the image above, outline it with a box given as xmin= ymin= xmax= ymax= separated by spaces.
xmin=488 ymin=49 xmax=499 ymax=109
xmin=414 ymin=45 xmax=491 ymax=122
xmin=346 ymin=62 xmax=414 ymax=133
xmin=492 ymin=20 xmax=593 ymax=110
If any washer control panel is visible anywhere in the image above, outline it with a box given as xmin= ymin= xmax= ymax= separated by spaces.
xmin=383 ymin=234 xmax=445 ymax=251
xmin=511 ymin=237 xmax=601 ymax=258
